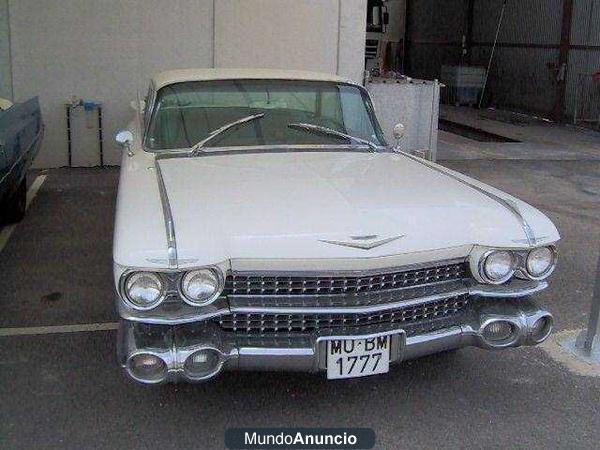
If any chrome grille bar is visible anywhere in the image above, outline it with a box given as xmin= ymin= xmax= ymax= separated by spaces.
xmin=228 ymin=279 xmax=469 ymax=310
xmin=216 ymin=294 xmax=469 ymax=334
xmin=224 ymin=260 xmax=468 ymax=297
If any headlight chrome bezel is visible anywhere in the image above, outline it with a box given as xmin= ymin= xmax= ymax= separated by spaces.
xmin=523 ymin=246 xmax=558 ymax=281
xmin=179 ymin=268 xmax=225 ymax=306
xmin=118 ymin=266 xmax=226 ymax=311
xmin=478 ymin=249 xmax=517 ymax=285
xmin=122 ymin=271 xmax=167 ymax=311
xmin=474 ymin=245 xmax=558 ymax=285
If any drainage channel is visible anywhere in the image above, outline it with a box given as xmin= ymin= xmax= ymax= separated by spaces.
xmin=439 ymin=119 xmax=521 ymax=143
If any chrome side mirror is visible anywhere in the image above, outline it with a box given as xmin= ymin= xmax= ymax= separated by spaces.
xmin=392 ymin=123 xmax=405 ymax=151
xmin=115 ymin=130 xmax=134 ymax=157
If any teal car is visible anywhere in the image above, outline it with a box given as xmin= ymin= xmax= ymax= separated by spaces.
xmin=0 ymin=97 xmax=44 ymax=224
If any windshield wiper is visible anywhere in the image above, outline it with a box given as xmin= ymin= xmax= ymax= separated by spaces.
xmin=287 ymin=122 xmax=379 ymax=151
xmin=190 ymin=113 xmax=265 ymax=154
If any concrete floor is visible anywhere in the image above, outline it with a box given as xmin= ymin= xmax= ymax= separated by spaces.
xmin=438 ymin=106 xmax=600 ymax=161
xmin=1 ymin=158 xmax=599 ymax=449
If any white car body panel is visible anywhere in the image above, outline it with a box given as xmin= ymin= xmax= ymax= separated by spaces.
xmin=114 ymin=144 xmax=559 ymax=272
xmin=113 ymin=69 xmax=559 ymax=273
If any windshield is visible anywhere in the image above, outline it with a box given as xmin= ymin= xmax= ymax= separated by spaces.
xmin=145 ymin=80 xmax=386 ymax=150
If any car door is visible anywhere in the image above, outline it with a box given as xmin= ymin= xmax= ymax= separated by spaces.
xmin=0 ymin=107 xmax=12 ymax=202
xmin=0 ymin=99 xmax=37 ymax=202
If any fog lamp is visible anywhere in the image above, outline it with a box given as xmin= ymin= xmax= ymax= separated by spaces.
xmin=184 ymin=349 xmax=222 ymax=379
xmin=530 ymin=316 xmax=552 ymax=343
xmin=128 ymin=353 xmax=167 ymax=383
xmin=482 ymin=320 xmax=515 ymax=344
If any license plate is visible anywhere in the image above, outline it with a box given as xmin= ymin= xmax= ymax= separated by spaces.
xmin=326 ymin=335 xmax=391 ymax=379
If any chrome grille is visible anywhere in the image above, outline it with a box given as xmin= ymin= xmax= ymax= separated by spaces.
xmin=228 ymin=280 xmax=468 ymax=309
xmin=224 ymin=261 xmax=468 ymax=297
xmin=216 ymin=294 xmax=469 ymax=334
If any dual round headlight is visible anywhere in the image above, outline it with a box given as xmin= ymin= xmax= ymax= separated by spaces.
xmin=123 ymin=268 xmax=223 ymax=310
xmin=180 ymin=268 xmax=223 ymax=306
xmin=480 ymin=250 xmax=516 ymax=284
xmin=124 ymin=272 xmax=166 ymax=310
xmin=478 ymin=246 xmax=556 ymax=284
xmin=525 ymin=246 xmax=556 ymax=279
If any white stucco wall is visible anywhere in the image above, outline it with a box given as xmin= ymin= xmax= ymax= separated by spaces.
xmin=339 ymin=0 xmax=369 ymax=84
xmin=215 ymin=0 xmax=339 ymax=74
xmin=9 ymin=0 xmax=214 ymax=168
xmin=6 ymin=0 xmax=366 ymax=168
xmin=0 ymin=0 xmax=12 ymax=100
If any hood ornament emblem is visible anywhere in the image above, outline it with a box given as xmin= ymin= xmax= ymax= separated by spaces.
xmin=319 ymin=235 xmax=405 ymax=250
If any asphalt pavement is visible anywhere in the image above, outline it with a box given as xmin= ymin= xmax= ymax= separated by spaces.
xmin=1 ymin=161 xmax=599 ymax=450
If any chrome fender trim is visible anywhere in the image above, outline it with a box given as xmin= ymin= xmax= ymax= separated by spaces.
xmin=399 ymin=151 xmax=538 ymax=246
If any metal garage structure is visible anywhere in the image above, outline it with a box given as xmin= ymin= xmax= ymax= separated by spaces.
xmin=404 ymin=0 xmax=600 ymax=124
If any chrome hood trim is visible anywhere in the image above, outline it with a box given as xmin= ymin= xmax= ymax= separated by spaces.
xmin=155 ymin=156 xmax=178 ymax=268
xmin=399 ymin=152 xmax=537 ymax=246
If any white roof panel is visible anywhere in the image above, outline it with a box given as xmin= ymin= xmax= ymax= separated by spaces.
xmin=152 ymin=68 xmax=355 ymax=90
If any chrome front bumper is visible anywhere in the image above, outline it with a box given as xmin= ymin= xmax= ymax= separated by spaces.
xmin=117 ymin=297 xmax=553 ymax=384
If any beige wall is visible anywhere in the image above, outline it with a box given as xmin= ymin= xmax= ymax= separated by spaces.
xmin=216 ymin=0 xmax=366 ymax=83
xmin=339 ymin=0 xmax=369 ymax=84
xmin=0 ymin=0 xmax=12 ymax=100
xmin=10 ymin=0 xmax=213 ymax=168
xmin=7 ymin=0 xmax=366 ymax=168
xmin=216 ymin=0 xmax=339 ymax=73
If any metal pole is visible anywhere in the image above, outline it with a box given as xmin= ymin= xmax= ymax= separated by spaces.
xmin=427 ymin=79 xmax=438 ymax=161
xmin=98 ymin=105 xmax=104 ymax=168
xmin=580 ymin=249 xmax=600 ymax=352
xmin=478 ymin=0 xmax=507 ymax=109
xmin=65 ymin=105 xmax=72 ymax=167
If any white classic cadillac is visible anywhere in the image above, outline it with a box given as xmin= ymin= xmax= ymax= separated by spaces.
xmin=114 ymin=69 xmax=559 ymax=384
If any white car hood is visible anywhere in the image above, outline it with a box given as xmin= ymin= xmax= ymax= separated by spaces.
xmin=121 ymin=150 xmax=558 ymax=267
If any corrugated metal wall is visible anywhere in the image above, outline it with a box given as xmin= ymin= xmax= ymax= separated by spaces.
xmin=405 ymin=0 xmax=466 ymax=80
xmin=568 ymin=0 xmax=600 ymax=123
xmin=406 ymin=0 xmax=600 ymax=120
xmin=470 ymin=0 xmax=562 ymax=114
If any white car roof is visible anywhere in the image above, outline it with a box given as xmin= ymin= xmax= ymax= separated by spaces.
xmin=152 ymin=68 xmax=355 ymax=90
xmin=0 ymin=98 xmax=13 ymax=111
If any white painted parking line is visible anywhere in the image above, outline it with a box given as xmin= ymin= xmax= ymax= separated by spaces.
xmin=541 ymin=330 xmax=600 ymax=377
xmin=0 ymin=174 xmax=47 ymax=253
xmin=0 ymin=322 xmax=119 ymax=337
